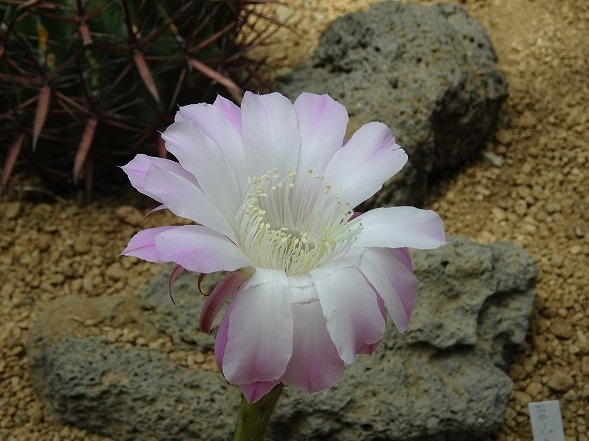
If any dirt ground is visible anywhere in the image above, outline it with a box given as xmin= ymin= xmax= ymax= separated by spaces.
xmin=0 ymin=0 xmax=587 ymax=440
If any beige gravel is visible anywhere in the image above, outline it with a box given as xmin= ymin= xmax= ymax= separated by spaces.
xmin=1 ymin=0 xmax=588 ymax=440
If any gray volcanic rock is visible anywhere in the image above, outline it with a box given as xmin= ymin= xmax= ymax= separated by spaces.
xmin=27 ymin=238 xmax=536 ymax=441
xmin=278 ymin=2 xmax=508 ymax=206
xmin=32 ymin=336 xmax=238 ymax=441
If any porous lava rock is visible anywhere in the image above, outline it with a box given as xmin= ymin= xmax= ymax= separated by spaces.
xmin=27 ymin=238 xmax=536 ymax=441
xmin=278 ymin=2 xmax=508 ymax=206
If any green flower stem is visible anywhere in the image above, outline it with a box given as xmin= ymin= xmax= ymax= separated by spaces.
xmin=233 ymin=384 xmax=283 ymax=441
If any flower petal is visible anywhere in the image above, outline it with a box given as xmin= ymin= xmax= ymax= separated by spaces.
xmin=142 ymin=163 xmax=236 ymax=239
xmin=214 ymin=302 xmax=232 ymax=371
xmin=121 ymin=154 xmax=199 ymax=202
xmin=293 ymin=93 xmax=348 ymax=175
xmin=200 ymin=269 xmax=252 ymax=334
xmin=121 ymin=226 xmax=177 ymax=262
xmin=154 ymin=225 xmax=251 ymax=273
xmin=240 ymin=381 xmax=281 ymax=404
xmin=241 ymin=92 xmax=301 ymax=177
xmin=358 ymin=248 xmax=418 ymax=332
xmin=213 ymin=95 xmax=242 ymax=134
xmin=161 ymin=120 xmax=243 ymax=219
xmin=324 ymin=122 xmax=407 ymax=207
xmin=281 ymin=275 xmax=343 ymax=393
xmin=173 ymin=103 xmax=248 ymax=191
xmin=356 ymin=293 xmax=387 ymax=355
xmin=353 ymin=206 xmax=446 ymax=250
xmin=310 ymin=263 xmax=386 ymax=365
xmin=222 ymin=268 xmax=293 ymax=385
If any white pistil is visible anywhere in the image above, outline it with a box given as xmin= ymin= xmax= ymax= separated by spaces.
xmin=236 ymin=169 xmax=362 ymax=275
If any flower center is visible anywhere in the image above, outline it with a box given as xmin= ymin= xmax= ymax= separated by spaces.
xmin=236 ymin=169 xmax=362 ymax=275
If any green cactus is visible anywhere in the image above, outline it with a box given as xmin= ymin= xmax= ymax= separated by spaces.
xmin=0 ymin=0 xmax=275 ymax=197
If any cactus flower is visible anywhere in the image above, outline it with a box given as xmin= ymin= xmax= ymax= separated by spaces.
xmin=121 ymin=92 xmax=446 ymax=403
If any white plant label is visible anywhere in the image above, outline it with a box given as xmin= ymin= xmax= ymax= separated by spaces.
xmin=528 ymin=400 xmax=565 ymax=441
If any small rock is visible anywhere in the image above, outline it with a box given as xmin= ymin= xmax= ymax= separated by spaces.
xmin=509 ymin=364 xmax=527 ymax=381
xmin=513 ymin=390 xmax=532 ymax=408
xmin=550 ymin=255 xmax=564 ymax=268
xmin=515 ymin=111 xmax=537 ymax=128
xmin=562 ymin=389 xmax=577 ymax=402
xmin=492 ymin=207 xmax=507 ymax=221
xmin=514 ymin=199 xmax=528 ymax=216
xmin=4 ymin=202 xmax=21 ymax=220
xmin=483 ymin=151 xmax=504 ymax=167
xmin=525 ymin=381 xmax=543 ymax=399
xmin=73 ymin=235 xmax=92 ymax=255
xmin=581 ymin=356 xmax=589 ymax=375
xmin=575 ymin=227 xmax=586 ymax=238
xmin=38 ymin=234 xmax=53 ymax=252
xmin=27 ymin=404 xmax=44 ymax=424
xmin=569 ymin=245 xmax=582 ymax=255
xmin=495 ymin=129 xmax=513 ymax=145
xmin=551 ymin=320 xmax=574 ymax=339
xmin=106 ymin=263 xmax=127 ymax=281
xmin=547 ymin=371 xmax=574 ymax=392
xmin=115 ymin=205 xmax=144 ymax=227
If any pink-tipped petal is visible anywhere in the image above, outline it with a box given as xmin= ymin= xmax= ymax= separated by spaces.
xmin=222 ymin=268 xmax=293 ymax=385
xmin=324 ymin=122 xmax=407 ymax=207
xmin=214 ymin=303 xmax=232 ymax=371
xmin=176 ymin=102 xmax=246 ymax=158
xmin=168 ymin=264 xmax=185 ymax=303
xmin=391 ymin=247 xmax=413 ymax=271
xmin=241 ymin=92 xmax=301 ymax=177
xmin=293 ymin=93 xmax=348 ymax=175
xmin=171 ymin=104 xmax=248 ymax=193
xmin=200 ymin=269 xmax=252 ymax=334
xmin=282 ymin=275 xmax=344 ymax=393
xmin=240 ymin=380 xmax=281 ymax=404
xmin=358 ymin=248 xmax=418 ymax=332
xmin=121 ymin=226 xmax=177 ymax=262
xmin=356 ymin=290 xmax=386 ymax=355
xmin=213 ymin=95 xmax=243 ymax=134
xmin=142 ymin=164 xmax=236 ymax=240
xmin=352 ymin=206 xmax=446 ymax=250
xmin=161 ymin=120 xmax=243 ymax=218
xmin=310 ymin=263 xmax=386 ymax=365
xmin=121 ymin=154 xmax=198 ymax=202
xmin=154 ymin=225 xmax=251 ymax=274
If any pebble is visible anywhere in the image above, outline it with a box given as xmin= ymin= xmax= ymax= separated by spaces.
xmin=547 ymin=371 xmax=575 ymax=392
xmin=115 ymin=206 xmax=144 ymax=227
xmin=551 ymin=320 xmax=574 ymax=339
xmin=483 ymin=151 xmax=504 ymax=167
xmin=4 ymin=202 xmax=22 ymax=220
xmin=27 ymin=405 xmax=44 ymax=425
xmin=515 ymin=111 xmax=537 ymax=128
xmin=73 ymin=235 xmax=92 ymax=255
xmin=524 ymin=381 xmax=543 ymax=399
xmin=105 ymin=263 xmax=126 ymax=282
xmin=513 ymin=390 xmax=532 ymax=408
xmin=495 ymin=129 xmax=514 ymax=145
xmin=582 ymin=356 xmax=589 ymax=375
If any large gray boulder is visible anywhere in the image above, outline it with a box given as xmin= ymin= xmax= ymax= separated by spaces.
xmin=278 ymin=2 xmax=508 ymax=206
xmin=27 ymin=238 xmax=536 ymax=441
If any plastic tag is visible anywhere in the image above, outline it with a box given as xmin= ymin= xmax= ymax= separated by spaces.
xmin=528 ymin=400 xmax=565 ymax=441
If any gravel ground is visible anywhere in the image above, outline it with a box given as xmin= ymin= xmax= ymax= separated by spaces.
xmin=1 ymin=0 xmax=587 ymax=440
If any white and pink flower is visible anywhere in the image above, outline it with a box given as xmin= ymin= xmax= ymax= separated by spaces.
xmin=121 ymin=92 xmax=446 ymax=403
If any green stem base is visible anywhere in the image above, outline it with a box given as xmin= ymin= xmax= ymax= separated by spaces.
xmin=233 ymin=384 xmax=283 ymax=441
